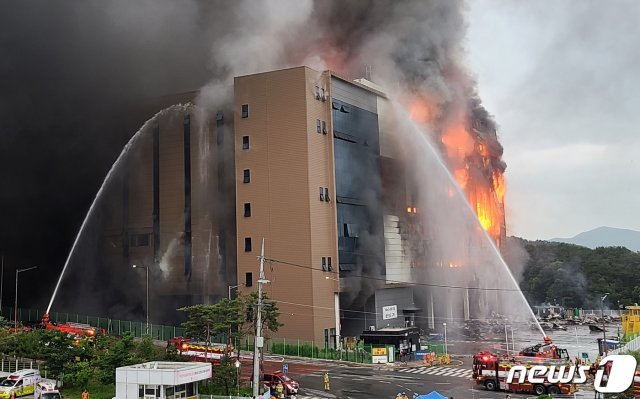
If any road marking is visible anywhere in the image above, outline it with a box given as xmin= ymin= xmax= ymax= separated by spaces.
xmin=396 ymin=366 xmax=472 ymax=379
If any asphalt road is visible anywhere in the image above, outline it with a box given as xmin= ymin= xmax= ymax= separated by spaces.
xmin=285 ymin=360 xmax=592 ymax=399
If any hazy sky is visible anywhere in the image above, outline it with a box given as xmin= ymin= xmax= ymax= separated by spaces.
xmin=465 ymin=1 xmax=640 ymax=240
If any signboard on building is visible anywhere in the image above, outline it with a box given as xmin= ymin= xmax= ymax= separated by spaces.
xmin=372 ymin=347 xmax=387 ymax=356
xmin=382 ymin=305 xmax=398 ymax=320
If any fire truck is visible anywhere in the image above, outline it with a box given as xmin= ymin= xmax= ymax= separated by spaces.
xmin=167 ymin=337 xmax=232 ymax=364
xmin=472 ymin=352 xmax=578 ymax=396
xmin=40 ymin=314 xmax=98 ymax=340
xmin=518 ymin=336 xmax=569 ymax=360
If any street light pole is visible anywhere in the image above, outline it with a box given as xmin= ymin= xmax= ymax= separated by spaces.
xmin=133 ymin=264 xmax=150 ymax=335
xmin=228 ymin=284 xmax=244 ymax=300
xmin=443 ymin=322 xmax=447 ymax=356
xmin=14 ymin=266 xmax=37 ymax=330
xmin=235 ymin=359 xmax=240 ymax=398
xmin=601 ymin=293 xmax=609 ymax=356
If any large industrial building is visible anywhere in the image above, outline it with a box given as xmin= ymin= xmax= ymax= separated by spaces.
xmin=98 ymin=65 xmax=506 ymax=347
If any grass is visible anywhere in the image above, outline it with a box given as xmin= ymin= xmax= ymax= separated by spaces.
xmin=60 ymin=382 xmax=114 ymax=399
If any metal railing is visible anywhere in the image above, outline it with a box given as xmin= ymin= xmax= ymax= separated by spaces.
xmin=609 ymin=334 xmax=640 ymax=355
xmin=234 ymin=336 xmax=373 ymax=363
xmin=0 ymin=356 xmax=51 ymax=378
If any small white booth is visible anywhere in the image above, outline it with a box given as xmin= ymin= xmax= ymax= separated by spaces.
xmin=115 ymin=362 xmax=212 ymax=399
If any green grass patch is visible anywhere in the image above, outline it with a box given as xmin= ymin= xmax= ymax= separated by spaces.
xmin=60 ymin=382 xmax=114 ymax=399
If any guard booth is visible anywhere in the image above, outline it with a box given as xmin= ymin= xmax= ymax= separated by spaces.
xmin=115 ymin=362 xmax=212 ymax=399
xmin=360 ymin=327 xmax=421 ymax=362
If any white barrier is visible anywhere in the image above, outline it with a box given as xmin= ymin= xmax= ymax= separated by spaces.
xmin=610 ymin=335 xmax=640 ymax=355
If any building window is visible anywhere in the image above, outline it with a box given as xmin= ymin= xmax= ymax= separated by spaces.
xmin=344 ymin=223 xmax=359 ymax=237
xmin=241 ymin=104 xmax=249 ymax=118
xmin=322 ymin=120 xmax=327 ymax=134
xmin=245 ymin=237 xmax=252 ymax=252
xmin=328 ymin=256 xmax=333 ymax=272
xmin=242 ymin=135 xmax=249 ymax=150
xmin=243 ymin=169 xmax=250 ymax=183
xmin=316 ymin=119 xmax=321 ymax=133
xmin=129 ymin=233 xmax=149 ymax=247
xmin=319 ymin=87 xmax=325 ymax=100
xmin=244 ymin=203 xmax=251 ymax=217
xmin=322 ymin=257 xmax=327 ymax=271
xmin=315 ymin=86 xmax=320 ymax=100
xmin=324 ymin=187 xmax=330 ymax=202
xmin=319 ymin=187 xmax=324 ymax=201
xmin=245 ymin=272 xmax=253 ymax=287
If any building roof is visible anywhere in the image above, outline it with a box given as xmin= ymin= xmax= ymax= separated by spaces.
xmin=118 ymin=361 xmax=206 ymax=371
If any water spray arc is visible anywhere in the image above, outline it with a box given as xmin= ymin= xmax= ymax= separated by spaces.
xmin=46 ymin=103 xmax=194 ymax=315
xmin=394 ymin=102 xmax=546 ymax=339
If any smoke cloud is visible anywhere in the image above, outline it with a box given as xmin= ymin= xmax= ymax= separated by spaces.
xmin=1 ymin=0 xmax=521 ymax=330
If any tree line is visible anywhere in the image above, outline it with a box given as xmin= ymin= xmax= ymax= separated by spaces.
xmin=515 ymin=237 xmax=640 ymax=309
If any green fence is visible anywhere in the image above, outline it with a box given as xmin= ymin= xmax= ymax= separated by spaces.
xmin=0 ymin=307 xmax=186 ymax=341
xmin=234 ymin=336 xmax=373 ymax=363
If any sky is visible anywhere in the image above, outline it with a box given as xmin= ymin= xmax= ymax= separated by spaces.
xmin=465 ymin=1 xmax=640 ymax=240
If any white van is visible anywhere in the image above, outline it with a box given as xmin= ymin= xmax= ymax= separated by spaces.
xmin=0 ymin=369 xmax=42 ymax=398
xmin=35 ymin=381 xmax=60 ymax=399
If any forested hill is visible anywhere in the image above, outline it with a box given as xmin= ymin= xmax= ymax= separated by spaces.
xmin=514 ymin=238 xmax=640 ymax=309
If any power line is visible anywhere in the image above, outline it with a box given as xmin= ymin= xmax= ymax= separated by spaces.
xmin=264 ymin=256 xmax=529 ymax=293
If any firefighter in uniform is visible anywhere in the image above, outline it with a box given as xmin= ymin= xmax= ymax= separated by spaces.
xmin=9 ymin=390 xmax=15 ymax=399
xmin=275 ymin=381 xmax=284 ymax=399
xmin=323 ymin=372 xmax=330 ymax=392
xmin=82 ymin=389 xmax=89 ymax=399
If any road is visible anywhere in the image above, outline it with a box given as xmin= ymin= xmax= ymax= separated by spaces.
xmin=279 ymin=359 xmax=591 ymax=399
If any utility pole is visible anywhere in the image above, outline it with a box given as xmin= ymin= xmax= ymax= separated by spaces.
xmin=252 ymin=238 xmax=267 ymax=398
xmin=1 ymin=255 xmax=4 ymax=313
xmin=601 ymin=293 xmax=609 ymax=356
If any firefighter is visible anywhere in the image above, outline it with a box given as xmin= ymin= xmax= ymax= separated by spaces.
xmin=323 ymin=371 xmax=330 ymax=392
xmin=82 ymin=389 xmax=89 ymax=399
xmin=275 ymin=381 xmax=284 ymax=399
xmin=9 ymin=390 xmax=15 ymax=399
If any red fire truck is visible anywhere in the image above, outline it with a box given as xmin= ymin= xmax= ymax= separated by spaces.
xmin=167 ymin=337 xmax=232 ymax=364
xmin=40 ymin=313 xmax=98 ymax=340
xmin=472 ymin=352 xmax=578 ymax=395
xmin=518 ymin=336 xmax=569 ymax=360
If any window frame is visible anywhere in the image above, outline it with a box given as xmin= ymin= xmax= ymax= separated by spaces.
xmin=243 ymin=169 xmax=250 ymax=183
xmin=241 ymin=104 xmax=249 ymax=118
xmin=244 ymin=203 xmax=251 ymax=217
xmin=242 ymin=135 xmax=249 ymax=150
xmin=244 ymin=237 xmax=252 ymax=252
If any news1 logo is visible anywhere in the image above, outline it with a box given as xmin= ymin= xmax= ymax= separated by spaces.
xmin=505 ymin=355 xmax=637 ymax=393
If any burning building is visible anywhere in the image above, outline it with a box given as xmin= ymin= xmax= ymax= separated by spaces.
xmin=49 ymin=1 xmax=526 ymax=346
xmin=83 ymin=64 xmax=509 ymax=346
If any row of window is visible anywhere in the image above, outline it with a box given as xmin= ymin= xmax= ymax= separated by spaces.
xmin=315 ymin=86 xmax=327 ymax=101
xmin=321 ymin=256 xmax=333 ymax=272
xmin=319 ymin=187 xmax=330 ymax=202
xmin=316 ymin=119 xmax=328 ymax=134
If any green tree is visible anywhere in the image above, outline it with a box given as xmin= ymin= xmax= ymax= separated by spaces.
xmin=209 ymin=357 xmax=239 ymax=396
xmin=64 ymin=361 xmax=93 ymax=389
xmin=94 ymin=332 xmax=136 ymax=384
xmin=179 ymin=298 xmax=244 ymax=343
xmin=242 ymin=291 xmax=283 ymax=337
xmin=38 ymin=330 xmax=77 ymax=377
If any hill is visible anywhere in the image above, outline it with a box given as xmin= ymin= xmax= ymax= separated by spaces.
xmin=514 ymin=237 xmax=640 ymax=309
xmin=551 ymin=226 xmax=640 ymax=252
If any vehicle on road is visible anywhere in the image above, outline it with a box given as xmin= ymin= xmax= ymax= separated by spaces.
xmin=36 ymin=381 xmax=60 ymax=399
xmin=472 ymin=351 xmax=577 ymax=396
xmin=40 ymin=313 xmax=98 ymax=341
xmin=167 ymin=337 xmax=231 ymax=364
xmin=263 ymin=371 xmax=299 ymax=396
xmin=518 ymin=336 xmax=569 ymax=360
xmin=0 ymin=369 xmax=42 ymax=398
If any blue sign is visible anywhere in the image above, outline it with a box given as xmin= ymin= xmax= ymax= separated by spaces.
xmin=283 ymin=363 xmax=288 ymax=374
